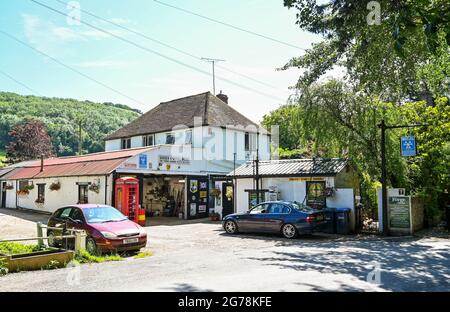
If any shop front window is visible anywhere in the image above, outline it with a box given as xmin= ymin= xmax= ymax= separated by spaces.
xmin=306 ymin=181 xmax=326 ymax=210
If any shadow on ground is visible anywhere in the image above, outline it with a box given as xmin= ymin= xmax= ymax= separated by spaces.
xmin=239 ymin=235 xmax=450 ymax=291
xmin=0 ymin=208 xmax=49 ymax=223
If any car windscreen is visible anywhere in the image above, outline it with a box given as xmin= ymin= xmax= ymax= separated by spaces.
xmin=291 ymin=202 xmax=315 ymax=212
xmin=83 ymin=207 xmax=128 ymax=224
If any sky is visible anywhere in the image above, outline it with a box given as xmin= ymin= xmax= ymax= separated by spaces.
xmin=0 ymin=0 xmax=324 ymax=123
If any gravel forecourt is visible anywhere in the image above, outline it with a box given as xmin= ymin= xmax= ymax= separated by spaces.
xmin=0 ymin=208 xmax=449 ymax=292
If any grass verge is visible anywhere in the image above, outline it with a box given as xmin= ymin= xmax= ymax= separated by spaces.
xmin=133 ymin=250 xmax=153 ymax=259
xmin=75 ymin=249 xmax=123 ymax=263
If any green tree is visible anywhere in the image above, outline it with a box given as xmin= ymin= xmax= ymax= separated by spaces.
xmin=282 ymin=0 xmax=450 ymax=102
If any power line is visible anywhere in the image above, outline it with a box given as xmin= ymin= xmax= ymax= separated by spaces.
xmin=55 ymin=0 xmax=280 ymax=90
xmin=0 ymin=30 xmax=146 ymax=106
xmin=153 ymin=0 xmax=306 ymax=51
xmin=31 ymin=0 xmax=285 ymax=102
xmin=0 ymin=69 xmax=42 ymax=96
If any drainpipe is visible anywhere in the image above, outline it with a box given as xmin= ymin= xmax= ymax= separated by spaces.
xmin=15 ymin=180 xmax=18 ymax=209
xmin=104 ymin=175 xmax=108 ymax=205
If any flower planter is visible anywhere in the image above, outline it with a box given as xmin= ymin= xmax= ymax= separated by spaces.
xmin=0 ymin=248 xmax=74 ymax=272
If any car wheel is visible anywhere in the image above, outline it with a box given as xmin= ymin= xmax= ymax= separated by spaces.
xmin=86 ymin=237 xmax=99 ymax=255
xmin=47 ymin=231 xmax=60 ymax=248
xmin=224 ymin=220 xmax=238 ymax=234
xmin=281 ymin=223 xmax=298 ymax=239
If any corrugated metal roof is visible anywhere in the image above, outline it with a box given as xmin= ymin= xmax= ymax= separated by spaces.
xmin=1 ymin=147 xmax=154 ymax=180
xmin=3 ymin=158 xmax=128 ymax=180
xmin=229 ymin=158 xmax=349 ymax=178
xmin=0 ymin=167 xmax=14 ymax=178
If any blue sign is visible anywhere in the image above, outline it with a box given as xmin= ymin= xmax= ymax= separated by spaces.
xmin=139 ymin=154 xmax=148 ymax=169
xmin=401 ymin=136 xmax=416 ymax=157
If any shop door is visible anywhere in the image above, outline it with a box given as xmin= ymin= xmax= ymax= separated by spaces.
xmin=306 ymin=181 xmax=326 ymax=210
xmin=222 ymin=183 xmax=234 ymax=218
xmin=187 ymin=177 xmax=209 ymax=219
xmin=1 ymin=182 xmax=6 ymax=208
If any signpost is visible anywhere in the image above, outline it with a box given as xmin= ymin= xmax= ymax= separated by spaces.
xmin=388 ymin=196 xmax=412 ymax=235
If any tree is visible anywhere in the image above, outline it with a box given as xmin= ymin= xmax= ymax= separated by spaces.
xmin=6 ymin=119 xmax=56 ymax=163
xmin=282 ymin=0 xmax=450 ymax=102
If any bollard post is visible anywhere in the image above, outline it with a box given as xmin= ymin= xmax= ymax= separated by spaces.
xmin=37 ymin=222 xmax=44 ymax=247
xmin=74 ymin=230 xmax=86 ymax=253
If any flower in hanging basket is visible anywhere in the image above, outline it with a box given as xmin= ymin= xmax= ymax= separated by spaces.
xmin=324 ymin=187 xmax=335 ymax=197
xmin=49 ymin=181 xmax=61 ymax=191
xmin=24 ymin=184 xmax=34 ymax=191
xmin=89 ymin=183 xmax=100 ymax=194
xmin=16 ymin=190 xmax=29 ymax=196
xmin=5 ymin=184 xmax=14 ymax=190
xmin=35 ymin=196 xmax=45 ymax=204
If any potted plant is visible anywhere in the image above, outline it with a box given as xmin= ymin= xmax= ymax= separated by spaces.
xmin=49 ymin=181 xmax=61 ymax=191
xmin=35 ymin=195 xmax=45 ymax=205
xmin=209 ymin=212 xmax=221 ymax=221
xmin=324 ymin=187 xmax=335 ymax=197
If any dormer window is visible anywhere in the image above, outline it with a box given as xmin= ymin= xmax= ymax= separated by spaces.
xmin=121 ymin=138 xmax=131 ymax=149
xmin=143 ymin=134 xmax=154 ymax=147
xmin=166 ymin=133 xmax=175 ymax=144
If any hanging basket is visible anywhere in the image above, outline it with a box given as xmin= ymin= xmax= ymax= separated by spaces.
xmin=210 ymin=188 xmax=221 ymax=198
xmin=89 ymin=183 xmax=100 ymax=194
xmin=49 ymin=181 xmax=61 ymax=191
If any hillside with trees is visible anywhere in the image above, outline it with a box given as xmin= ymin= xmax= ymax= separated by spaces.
xmin=0 ymin=92 xmax=140 ymax=159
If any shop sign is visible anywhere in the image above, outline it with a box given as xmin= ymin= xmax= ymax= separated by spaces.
xmin=199 ymin=205 xmax=207 ymax=213
xmin=289 ymin=177 xmax=325 ymax=181
xmin=159 ymin=155 xmax=190 ymax=165
xmin=388 ymin=196 xmax=412 ymax=234
xmin=139 ymin=154 xmax=148 ymax=169
xmin=123 ymin=163 xmax=137 ymax=169
xmin=401 ymin=136 xmax=416 ymax=157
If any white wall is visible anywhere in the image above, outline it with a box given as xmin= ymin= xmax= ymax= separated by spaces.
xmin=105 ymin=139 xmax=121 ymax=151
xmin=3 ymin=175 xmax=112 ymax=214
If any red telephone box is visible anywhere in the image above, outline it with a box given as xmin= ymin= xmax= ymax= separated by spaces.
xmin=115 ymin=177 xmax=146 ymax=226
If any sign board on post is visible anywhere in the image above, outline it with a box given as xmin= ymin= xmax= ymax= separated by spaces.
xmin=401 ymin=136 xmax=416 ymax=157
xmin=388 ymin=196 xmax=412 ymax=235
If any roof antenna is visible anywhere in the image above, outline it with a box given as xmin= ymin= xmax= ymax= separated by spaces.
xmin=201 ymin=57 xmax=225 ymax=95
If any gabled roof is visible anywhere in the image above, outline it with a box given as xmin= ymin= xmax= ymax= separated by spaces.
xmin=228 ymin=158 xmax=350 ymax=178
xmin=1 ymin=147 xmax=153 ymax=180
xmin=105 ymin=92 xmax=262 ymax=140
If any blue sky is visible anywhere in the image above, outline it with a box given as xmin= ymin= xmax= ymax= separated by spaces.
xmin=0 ymin=0 xmax=325 ymax=122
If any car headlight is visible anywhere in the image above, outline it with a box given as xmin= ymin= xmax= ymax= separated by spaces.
xmin=100 ymin=231 xmax=117 ymax=239
xmin=139 ymin=227 xmax=147 ymax=236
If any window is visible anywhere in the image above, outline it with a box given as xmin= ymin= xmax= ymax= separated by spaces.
xmin=58 ymin=207 xmax=73 ymax=219
xmin=268 ymin=203 xmax=290 ymax=214
xmin=306 ymin=181 xmax=326 ymax=210
xmin=121 ymin=138 xmax=131 ymax=149
xmin=185 ymin=130 xmax=192 ymax=145
xmin=70 ymin=208 xmax=84 ymax=223
xmin=250 ymin=203 xmax=270 ymax=214
xmin=78 ymin=185 xmax=89 ymax=204
xmin=19 ymin=180 xmax=29 ymax=190
xmin=166 ymin=133 xmax=175 ymax=144
xmin=244 ymin=132 xmax=257 ymax=151
xmin=37 ymin=184 xmax=45 ymax=202
xmin=143 ymin=134 xmax=154 ymax=147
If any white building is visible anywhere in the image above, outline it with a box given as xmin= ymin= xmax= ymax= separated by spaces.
xmin=226 ymin=158 xmax=361 ymax=232
xmin=0 ymin=92 xmax=271 ymax=220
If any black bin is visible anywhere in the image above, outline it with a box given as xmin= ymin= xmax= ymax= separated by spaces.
xmin=322 ymin=208 xmax=337 ymax=234
xmin=335 ymin=208 xmax=351 ymax=235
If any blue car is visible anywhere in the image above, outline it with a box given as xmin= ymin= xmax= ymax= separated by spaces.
xmin=222 ymin=201 xmax=326 ymax=239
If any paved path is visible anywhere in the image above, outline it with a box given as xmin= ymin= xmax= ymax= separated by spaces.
xmin=1 ymin=209 xmax=449 ymax=292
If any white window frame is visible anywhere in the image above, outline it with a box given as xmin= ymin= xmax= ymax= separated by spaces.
xmin=143 ymin=134 xmax=155 ymax=147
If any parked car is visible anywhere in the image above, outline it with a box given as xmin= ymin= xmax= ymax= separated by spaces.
xmin=222 ymin=201 xmax=326 ymax=239
xmin=47 ymin=204 xmax=147 ymax=254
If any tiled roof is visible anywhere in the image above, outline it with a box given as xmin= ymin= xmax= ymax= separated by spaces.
xmin=228 ymin=158 xmax=349 ymax=178
xmin=1 ymin=147 xmax=153 ymax=180
xmin=105 ymin=92 xmax=263 ymax=140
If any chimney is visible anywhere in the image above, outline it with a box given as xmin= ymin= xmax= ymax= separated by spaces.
xmin=40 ymin=155 xmax=44 ymax=172
xmin=216 ymin=91 xmax=228 ymax=104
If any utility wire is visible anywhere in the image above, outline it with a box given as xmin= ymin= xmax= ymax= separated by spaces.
xmin=31 ymin=0 xmax=285 ymax=102
xmin=56 ymin=0 xmax=279 ymax=90
xmin=0 ymin=69 xmax=42 ymax=96
xmin=153 ymin=0 xmax=306 ymax=51
xmin=0 ymin=30 xmax=146 ymax=106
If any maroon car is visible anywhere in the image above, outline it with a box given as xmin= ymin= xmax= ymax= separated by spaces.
xmin=47 ymin=204 xmax=147 ymax=254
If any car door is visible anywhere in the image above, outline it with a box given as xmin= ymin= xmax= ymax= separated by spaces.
xmin=236 ymin=203 xmax=270 ymax=232
xmin=264 ymin=203 xmax=291 ymax=233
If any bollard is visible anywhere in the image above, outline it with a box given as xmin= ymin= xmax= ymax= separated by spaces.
xmin=74 ymin=231 xmax=87 ymax=253
xmin=37 ymin=222 xmax=44 ymax=247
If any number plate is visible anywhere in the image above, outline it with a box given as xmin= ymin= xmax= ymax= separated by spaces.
xmin=315 ymin=215 xmax=324 ymax=221
xmin=123 ymin=238 xmax=139 ymax=244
